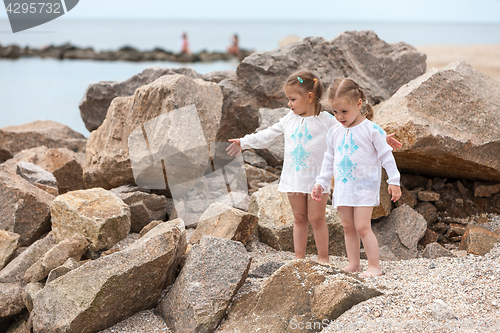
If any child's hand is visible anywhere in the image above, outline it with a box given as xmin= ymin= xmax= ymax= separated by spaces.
xmin=226 ymin=139 xmax=242 ymax=157
xmin=386 ymin=133 xmax=402 ymax=150
xmin=311 ymin=184 xmax=324 ymax=201
xmin=388 ymin=184 xmax=402 ymax=202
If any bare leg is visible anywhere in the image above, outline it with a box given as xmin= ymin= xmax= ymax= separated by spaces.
xmin=307 ymin=193 xmax=330 ymax=263
xmin=337 ymin=206 xmax=361 ymax=272
xmin=287 ymin=193 xmax=308 ymax=259
xmin=353 ymin=207 xmax=382 ymax=277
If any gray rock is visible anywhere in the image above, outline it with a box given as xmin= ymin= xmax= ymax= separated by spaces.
xmin=23 ymin=233 xmax=88 ymax=283
xmin=0 ymin=233 xmax=56 ymax=284
xmin=0 ymin=164 xmax=54 ymax=246
xmin=83 ymin=74 xmax=223 ymax=190
xmin=22 ymin=282 xmax=43 ymax=312
xmin=113 ymin=191 xmax=167 ymax=233
xmin=79 ymin=67 xmax=203 ymax=132
xmin=431 ymin=299 xmax=457 ymax=320
xmin=190 ymin=202 xmax=258 ymax=245
xmin=159 ymin=236 xmax=251 ymax=333
xmin=218 ymin=259 xmax=382 ymax=332
xmin=201 ymin=70 xmax=236 ymax=83
xmin=16 ymin=161 xmax=58 ymax=195
xmin=245 ymin=163 xmax=280 ymax=194
xmin=418 ymin=190 xmax=441 ymax=202
xmin=0 ymin=231 xmax=20 ymax=270
xmin=422 ymin=242 xmax=457 ymax=259
xmin=0 ymin=283 xmax=24 ymax=320
xmin=248 ymin=185 xmax=346 ymax=256
xmin=473 ymin=182 xmax=500 ymax=198
xmin=242 ymin=150 xmax=267 ymax=169
xmin=372 ymin=205 xmax=427 ymax=260
xmin=248 ymin=261 xmax=284 ymax=278
xmin=414 ymin=202 xmax=438 ymax=227
xmin=375 ymin=61 xmax=500 ymax=182
xmin=50 ymin=188 xmax=130 ymax=258
xmin=217 ymin=31 xmax=426 ymax=142
xmin=0 ymin=120 xmax=86 ymax=157
xmin=32 ymin=219 xmax=187 ymax=333
xmin=46 ymin=258 xmax=79 ymax=284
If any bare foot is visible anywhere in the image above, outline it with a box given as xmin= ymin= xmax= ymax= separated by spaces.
xmin=318 ymin=257 xmax=329 ymax=263
xmin=360 ymin=266 xmax=383 ymax=277
xmin=341 ymin=264 xmax=361 ymax=273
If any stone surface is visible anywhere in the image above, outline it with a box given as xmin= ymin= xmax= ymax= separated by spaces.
xmin=247 ymin=261 xmax=284 ymax=279
xmin=474 ymin=182 xmax=500 ymax=198
xmin=418 ymin=190 xmax=441 ymax=202
xmin=31 ymin=219 xmax=187 ymax=333
xmin=79 ymin=67 xmax=203 ymax=132
xmin=50 ymin=188 xmax=131 ymax=257
xmin=248 ymin=185 xmax=346 ymax=256
xmin=244 ymin=163 xmax=280 ymax=194
xmin=83 ymin=74 xmax=223 ymax=190
xmin=241 ymin=150 xmax=267 ymax=169
xmin=190 ymin=202 xmax=258 ymax=245
xmin=360 ymin=245 xmax=398 ymax=261
xmin=22 ymin=282 xmax=43 ymax=312
xmin=374 ymin=61 xmax=500 ymax=182
xmin=0 ymin=233 xmax=56 ymax=284
xmin=0 ymin=231 xmax=20 ymax=270
xmin=0 ymin=164 xmax=54 ymax=246
xmin=46 ymin=258 xmax=79 ymax=284
xmin=400 ymin=173 xmax=430 ymax=190
xmin=0 ymin=283 xmax=24 ymax=320
xmin=459 ymin=225 xmax=500 ymax=255
xmin=422 ymin=242 xmax=457 ymax=259
xmin=431 ymin=299 xmax=457 ymax=321
xmin=23 ymin=233 xmax=88 ymax=283
xmin=159 ymin=236 xmax=251 ymax=333
xmin=372 ymin=205 xmax=427 ymax=260
xmin=395 ymin=185 xmax=417 ymax=208
xmin=0 ymin=120 xmax=86 ymax=158
xmin=218 ymin=260 xmax=382 ymax=333
xmin=418 ymin=228 xmax=440 ymax=247
xmin=16 ymin=161 xmax=58 ymax=196
xmin=414 ymin=202 xmax=438 ymax=227
xmin=201 ymin=70 xmax=236 ymax=83
xmin=10 ymin=146 xmax=85 ymax=194
xmin=217 ymin=30 xmax=426 ymax=142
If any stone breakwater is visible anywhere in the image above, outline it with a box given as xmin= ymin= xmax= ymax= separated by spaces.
xmin=0 ymin=30 xmax=499 ymax=333
xmin=0 ymin=43 xmax=253 ymax=63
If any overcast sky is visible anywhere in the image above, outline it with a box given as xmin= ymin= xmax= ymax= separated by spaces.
xmin=2 ymin=0 xmax=500 ymax=22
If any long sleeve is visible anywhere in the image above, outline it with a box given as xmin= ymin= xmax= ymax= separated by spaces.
xmin=239 ymin=114 xmax=287 ymax=150
xmin=315 ymin=129 xmax=335 ymax=192
xmin=371 ymin=125 xmax=400 ymax=186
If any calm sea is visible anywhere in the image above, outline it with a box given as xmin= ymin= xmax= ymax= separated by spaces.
xmin=1 ymin=19 xmax=500 ymax=137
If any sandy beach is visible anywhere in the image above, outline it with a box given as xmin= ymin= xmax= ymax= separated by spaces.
xmin=417 ymin=44 xmax=500 ymax=79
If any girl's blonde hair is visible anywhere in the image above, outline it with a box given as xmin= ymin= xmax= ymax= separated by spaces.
xmin=284 ymin=70 xmax=324 ymax=116
xmin=327 ymin=78 xmax=374 ymax=120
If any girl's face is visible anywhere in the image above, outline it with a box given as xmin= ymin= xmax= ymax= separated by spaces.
xmin=330 ymin=96 xmax=364 ymax=128
xmin=285 ymin=85 xmax=314 ymax=117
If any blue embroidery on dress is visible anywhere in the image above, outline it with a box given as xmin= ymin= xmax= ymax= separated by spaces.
xmin=290 ymin=123 xmax=312 ymax=171
xmin=336 ymin=131 xmax=357 ymax=183
xmin=373 ymin=124 xmax=385 ymax=135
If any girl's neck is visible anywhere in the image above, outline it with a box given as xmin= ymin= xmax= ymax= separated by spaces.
xmin=299 ymin=107 xmax=316 ymax=118
xmin=347 ymin=114 xmax=366 ymax=128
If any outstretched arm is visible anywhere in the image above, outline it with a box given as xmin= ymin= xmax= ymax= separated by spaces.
xmin=386 ymin=133 xmax=402 ymax=149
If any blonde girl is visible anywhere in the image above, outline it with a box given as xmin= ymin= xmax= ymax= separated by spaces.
xmin=312 ymin=78 xmax=402 ymax=276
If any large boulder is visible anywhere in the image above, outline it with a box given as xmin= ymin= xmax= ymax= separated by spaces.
xmin=79 ymin=67 xmax=203 ymax=132
xmin=0 ymin=231 xmax=19 ymax=270
xmin=31 ymin=219 xmax=187 ymax=333
xmin=159 ymin=236 xmax=251 ymax=333
xmin=83 ymin=74 xmax=223 ymax=190
xmin=248 ymin=185 xmax=346 ymax=256
xmin=50 ymin=188 xmax=131 ymax=257
xmin=372 ymin=204 xmax=427 ymax=260
xmin=190 ymin=203 xmax=258 ymax=245
xmin=0 ymin=121 xmax=86 ymax=158
xmin=9 ymin=146 xmax=85 ymax=194
xmin=16 ymin=161 xmax=58 ymax=196
xmin=218 ymin=260 xmax=382 ymax=332
xmin=0 ymin=233 xmax=56 ymax=284
xmin=216 ymin=30 xmax=426 ymax=141
xmin=0 ymin=283 xmax=24 ymax=321
xmin=0 ymin=165 xmax=54 ymax=246
xmin=459 ymin=225 xmax=500 ymax=255
xmin=374 ymin=61 xmax=500 ymax=182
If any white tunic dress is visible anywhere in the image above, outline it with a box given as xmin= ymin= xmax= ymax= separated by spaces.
xmin=315 ymin=119 xmax=400 ymax=208
xmin=240 ymin=110 xmax=339 ymax=193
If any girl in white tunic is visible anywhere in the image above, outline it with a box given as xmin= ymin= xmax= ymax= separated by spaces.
xmin=312 ymin=78 xmax=402 ymax=277
xmin=227 ymin=72 xmax=401 ymax=263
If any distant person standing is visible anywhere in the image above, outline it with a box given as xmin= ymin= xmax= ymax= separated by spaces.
xmin=227 ymin=33 xmax=240 ymax=58
xmin=180 ymin=32 xmax=190 ymax=54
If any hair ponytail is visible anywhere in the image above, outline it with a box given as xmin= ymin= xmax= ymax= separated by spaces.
xmin=328 ymin=78 xmax=373 ymax=119
xmin=284 ymin=70 xmax=324 ymax=116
